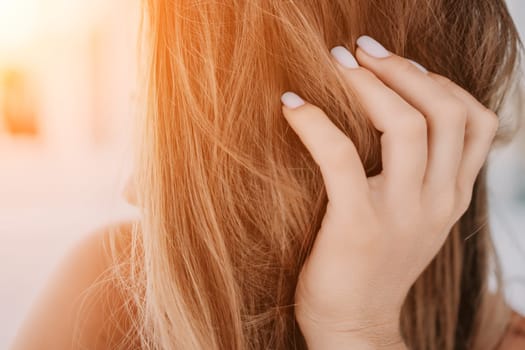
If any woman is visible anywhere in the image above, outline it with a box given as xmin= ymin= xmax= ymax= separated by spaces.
xmin=11 ymin=0 xmax=524 ymax=349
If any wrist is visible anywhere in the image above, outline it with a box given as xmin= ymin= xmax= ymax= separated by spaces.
xmin=305 ymin=335 xmax=406 ymax=350
xmin=299 ymin=318 xmax=406 ymax=350
xmin=303 ymin=331 xmax=406 ymax=350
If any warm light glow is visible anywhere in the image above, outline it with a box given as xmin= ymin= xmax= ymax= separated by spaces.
xmin=0 ymin=0 xmax=39 ymax=52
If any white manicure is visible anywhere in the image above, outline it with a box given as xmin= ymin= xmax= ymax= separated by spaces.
xmin=330 ymin=46 xmax=359 ymax=69
xmin=281 ymin=92 xmax=305 ymax=109
xmin=408 ymin=59 xmax=429 ymax=73
xmin=356 ymin=35 xmax=391 ymax=58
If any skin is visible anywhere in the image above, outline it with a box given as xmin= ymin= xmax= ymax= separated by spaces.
xmin=11 ymin=36 xmax=524 ymax=349
xmin=288 ymin=37 xmax=499 ymax=349
xmin=10 ymin=224 xmax=135 ymax=350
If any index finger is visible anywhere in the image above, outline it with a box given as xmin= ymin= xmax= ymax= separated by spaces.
xmin=281 ymin=92 xmax=370 ymax=206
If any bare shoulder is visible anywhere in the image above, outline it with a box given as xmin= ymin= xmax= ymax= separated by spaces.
xmin=10 ymin=222 xmax=139 ymax=350
xmin=498 ymin=310 xmax=525 ymax=350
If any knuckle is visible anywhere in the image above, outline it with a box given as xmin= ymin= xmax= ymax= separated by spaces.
xmin=482 ymin=109 xmax=500 ymax=135
xmin=456 ymin=188 xmax=474 ymax=215
xmin=428 ymin=75 xmax=468 ymax=120
xmin=432 ymin=99 xmax=467 ymax=132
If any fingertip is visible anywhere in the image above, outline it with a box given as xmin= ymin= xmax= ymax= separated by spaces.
xmin=330 ymin=46 xmax=359 ymax=69
xmin=356 ymin=35 xmax=392 ymax=59
xmin=281 ymin=91 xmax=306 ymax=110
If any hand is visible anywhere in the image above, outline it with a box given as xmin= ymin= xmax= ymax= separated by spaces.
xmin=281 ymin=36 xmax=498 ymax=349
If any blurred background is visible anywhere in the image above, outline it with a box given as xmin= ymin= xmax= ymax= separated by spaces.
xmin=0 ymin=0 xmax=523 ymax=348
xmin=0 ymin=0 xmax=140 ymax=347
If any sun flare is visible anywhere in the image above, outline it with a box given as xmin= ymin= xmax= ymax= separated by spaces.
xmin=0 ymin=0 xmax=40 ymax=52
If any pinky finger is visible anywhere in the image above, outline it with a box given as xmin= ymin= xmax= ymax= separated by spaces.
xmin=281 ymin=92 xmax=369 ymax=206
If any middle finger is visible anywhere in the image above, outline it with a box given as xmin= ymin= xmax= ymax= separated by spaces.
xmin=355 ymin=35 xmax=467 ymax=193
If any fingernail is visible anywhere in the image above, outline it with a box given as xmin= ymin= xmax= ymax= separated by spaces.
xmin=408 ymin=59 xmax=428 ymax=73
xmin=281 ymin=91 xmax=305 ymax=109
xmin=356 ymin=35 xmax=391 ymax=58
xmin=330 ymin=46 xmax=359 ymax=69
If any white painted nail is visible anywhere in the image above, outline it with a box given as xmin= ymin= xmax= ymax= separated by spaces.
xmin=408 ymin=59 xmax=428 ymax=73
xmin=330 ymin=46 xmax=359 ymax=69
xmin=281 ymin=92 xmax=305 ymax=109
xmin=356 ymin=35 xmax=391 ymax=58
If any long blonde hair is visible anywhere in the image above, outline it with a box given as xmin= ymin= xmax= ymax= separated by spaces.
xmin=120 ymin=0 xmax=523 ymax=349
